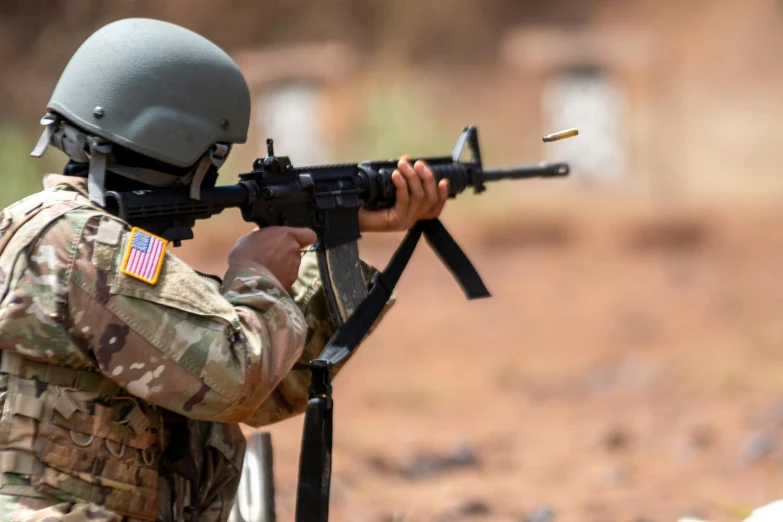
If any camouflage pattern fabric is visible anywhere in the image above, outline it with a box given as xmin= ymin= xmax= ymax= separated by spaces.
xmin=0 ymin=175 xmax=394 ymax=521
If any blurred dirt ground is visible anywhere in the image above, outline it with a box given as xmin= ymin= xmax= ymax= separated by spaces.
xmin=178 ymin=205 xmax=783 ymax=522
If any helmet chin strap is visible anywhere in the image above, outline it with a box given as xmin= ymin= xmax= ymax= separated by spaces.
xmin=31 ymin=114 xmax=230 ymax=206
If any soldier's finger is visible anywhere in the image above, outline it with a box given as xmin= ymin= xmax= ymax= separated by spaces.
xmin=398 ymin=158 xmax=425 ymax=208
xmin=290 ymin=227 xmax=318 ymax=246
xmin=414 ymin=161 xmax=438 ymax=208
xmin=391 ymin=170 xmax=409 ymax=221
xmin=424 ymin=179 xmax=449 ymax=219
xmin=357 ymin=170 xmax=410 ymax=232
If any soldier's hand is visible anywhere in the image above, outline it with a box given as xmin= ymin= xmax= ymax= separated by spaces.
xmin=358 ymin=157 xmax=449 ymax=232
xmin=228 ymin=226 xmax=317 ymax=288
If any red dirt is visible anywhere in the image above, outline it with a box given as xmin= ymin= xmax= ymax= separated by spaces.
xmin=177 ymin=207 xmax=783 ymax=522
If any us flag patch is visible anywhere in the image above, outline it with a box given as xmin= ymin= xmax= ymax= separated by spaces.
xmin=121 ymin=227 xmax=168 ymax=285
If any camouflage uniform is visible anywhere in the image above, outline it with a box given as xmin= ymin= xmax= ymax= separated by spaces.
xmin=0 ymin=175 xmax=390 ymax=521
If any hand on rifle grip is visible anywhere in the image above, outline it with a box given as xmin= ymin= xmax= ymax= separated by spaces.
xmin=228 ymin=226 xmax=317 ymax=289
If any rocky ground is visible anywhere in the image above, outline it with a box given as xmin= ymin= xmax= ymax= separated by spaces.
xmin=178 ymin=205 xmax=783 ymax=522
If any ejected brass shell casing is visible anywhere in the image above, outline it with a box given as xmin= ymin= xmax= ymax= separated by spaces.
xmin=543 ymin=128 xmax=579 ymax=142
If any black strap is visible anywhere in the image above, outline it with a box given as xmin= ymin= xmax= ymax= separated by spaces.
xmin=294 ymin=360 xmax=333 ymax=520
xmin=421 ymin=219 xmax=490 ymax=300
xmin=294 ymin=219 xmax=489 ymax=522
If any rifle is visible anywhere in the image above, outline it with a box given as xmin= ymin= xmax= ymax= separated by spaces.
xmin=105 ymin=125 xmax=574 ymax=522
xmin=104 ymin=125 xmax=569 ymax=247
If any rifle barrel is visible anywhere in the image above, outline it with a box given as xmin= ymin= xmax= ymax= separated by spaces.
xmin=481 ymin=162 xmax=569 ymax=183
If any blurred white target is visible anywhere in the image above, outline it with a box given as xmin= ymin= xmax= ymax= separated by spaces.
xmin=259 ymin=83 xmax=325 ymax=166
xmin=676 ymin=500 xmax=783 ymax=522
xmin=744 ymin=500 xmax=783 ymax=521
xmin=543 ymin=68 xmax=628 ymax=187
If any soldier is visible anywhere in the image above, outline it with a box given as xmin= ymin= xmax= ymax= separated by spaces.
xmin=0 ymin=18 xmax=449 ymax=522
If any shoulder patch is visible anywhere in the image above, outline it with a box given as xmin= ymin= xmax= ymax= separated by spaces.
xmin=121 ymin=227 xmax=168 ymax=285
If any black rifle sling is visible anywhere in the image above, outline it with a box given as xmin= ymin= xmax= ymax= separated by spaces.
xmin=295 ymin=219 xmax=489 ymax=522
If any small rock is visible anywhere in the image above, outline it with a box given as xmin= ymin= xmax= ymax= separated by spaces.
xmin=367 ymin=455 xmax=394 ymax=474
xmin=434 ymin=501 xmax=493 ymax=521
xmin=455 ymin=501 xmax=491 ymax=516
xmin=367 ymin=443 xmax=480 ymax=480
xmin=523 ymin=507 xmax=556 ymax=522
xmin=602 ymin=427 xmax=630 ymax=451
xmin=675 ymin=426 xmax=714 ymax=462
xmin=450 ymin=444 xmax=478 ymax=466
xmin=401 ymin=443 xmax=478 ymax=479
xmin=743 ymin=433 xmax=776 ymax=463
xmin=690 ymin=425 xmax=713 ymax=450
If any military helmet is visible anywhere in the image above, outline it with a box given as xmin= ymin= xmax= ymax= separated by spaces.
xmin=32 ymin=18 xmax=251 ymax=205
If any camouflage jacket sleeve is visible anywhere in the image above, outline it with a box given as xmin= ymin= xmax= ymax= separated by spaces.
xmin=54 ymin=210 xmax=392 ymax=424
xmin=243 ymin=251 xmax=395 ymax=427
xmin=50 ymin=209 xmax=392 ymax=425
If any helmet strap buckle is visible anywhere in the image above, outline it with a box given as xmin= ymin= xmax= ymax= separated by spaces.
xmin=29 ymin=113 xmax=61 ymax=158
xmin=188 ymin=143 xmax=230 ymax=201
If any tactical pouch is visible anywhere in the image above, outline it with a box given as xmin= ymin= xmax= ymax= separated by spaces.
xmin=0 ymin=351 xmax=163 ymax=520
xmin=162 ymin=413 xmax=245 ymax=522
